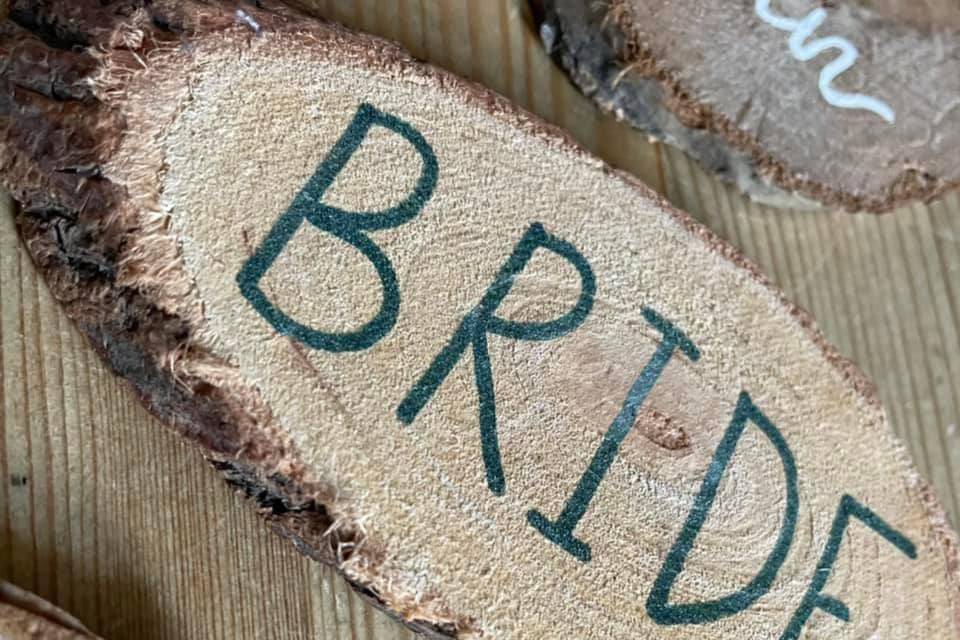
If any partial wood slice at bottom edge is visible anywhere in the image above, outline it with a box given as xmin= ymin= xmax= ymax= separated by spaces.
xmin=1 ymin=1 xmax=958 ymax=638
xmin=535 ymin=0 xmax=960 ymax=212
xmin=0 ymin=582 xmax=100 ymax=639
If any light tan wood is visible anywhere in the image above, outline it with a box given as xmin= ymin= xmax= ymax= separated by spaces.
xmin=0 ymin=1 xmax=957 ymax=638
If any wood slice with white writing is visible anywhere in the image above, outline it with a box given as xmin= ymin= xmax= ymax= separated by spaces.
xmin=2 ymin=1 xmax=959 ymax=637
xmin=535 ymin=0 xmax=960 ymax=211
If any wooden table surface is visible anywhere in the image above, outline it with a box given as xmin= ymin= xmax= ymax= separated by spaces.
xmin=1 ymin=1 xmax=957 ymax=638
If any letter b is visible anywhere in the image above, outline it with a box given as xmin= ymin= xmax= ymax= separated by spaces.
xmin=237 ymin=103 xmax=439 ymax=352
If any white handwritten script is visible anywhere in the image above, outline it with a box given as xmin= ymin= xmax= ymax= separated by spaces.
xmin=755 ymin=0 xmax=895 ymax=123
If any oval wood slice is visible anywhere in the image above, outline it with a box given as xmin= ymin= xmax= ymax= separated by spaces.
xmin=2 ymin=1 xmax=959 ymax=638
xmin=535 ymin=0 xmax=960 ymax=212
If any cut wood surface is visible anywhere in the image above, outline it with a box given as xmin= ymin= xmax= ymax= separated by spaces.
xmin=537 ymin=0 xmax=960 ymax=212
xmin=0 ymin=1 xmax=958 ymax=639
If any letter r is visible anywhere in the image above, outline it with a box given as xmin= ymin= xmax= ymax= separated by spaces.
xmin=397 ymin=223 xmax=596 ymax=496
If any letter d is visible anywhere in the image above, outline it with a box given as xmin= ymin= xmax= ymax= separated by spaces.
xmin=646 ymin=391 xmax=799 ymax=625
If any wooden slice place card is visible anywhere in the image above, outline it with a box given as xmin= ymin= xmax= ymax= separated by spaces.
xmin=2 ymin=1 xmax=959 ymax=637
xmin=536 ymin=0 xmax=960 ymax=211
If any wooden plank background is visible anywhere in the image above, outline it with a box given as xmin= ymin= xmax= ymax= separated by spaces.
xmin=1 ymin=1 xmax=957 ymax=637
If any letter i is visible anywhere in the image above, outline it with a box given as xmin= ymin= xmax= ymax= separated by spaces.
xmin=527 ymin=307 xmax=700 ymax=562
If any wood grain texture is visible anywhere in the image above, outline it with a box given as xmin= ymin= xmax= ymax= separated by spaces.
xmin=1 ymin=1 xmax=957 ymax=638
